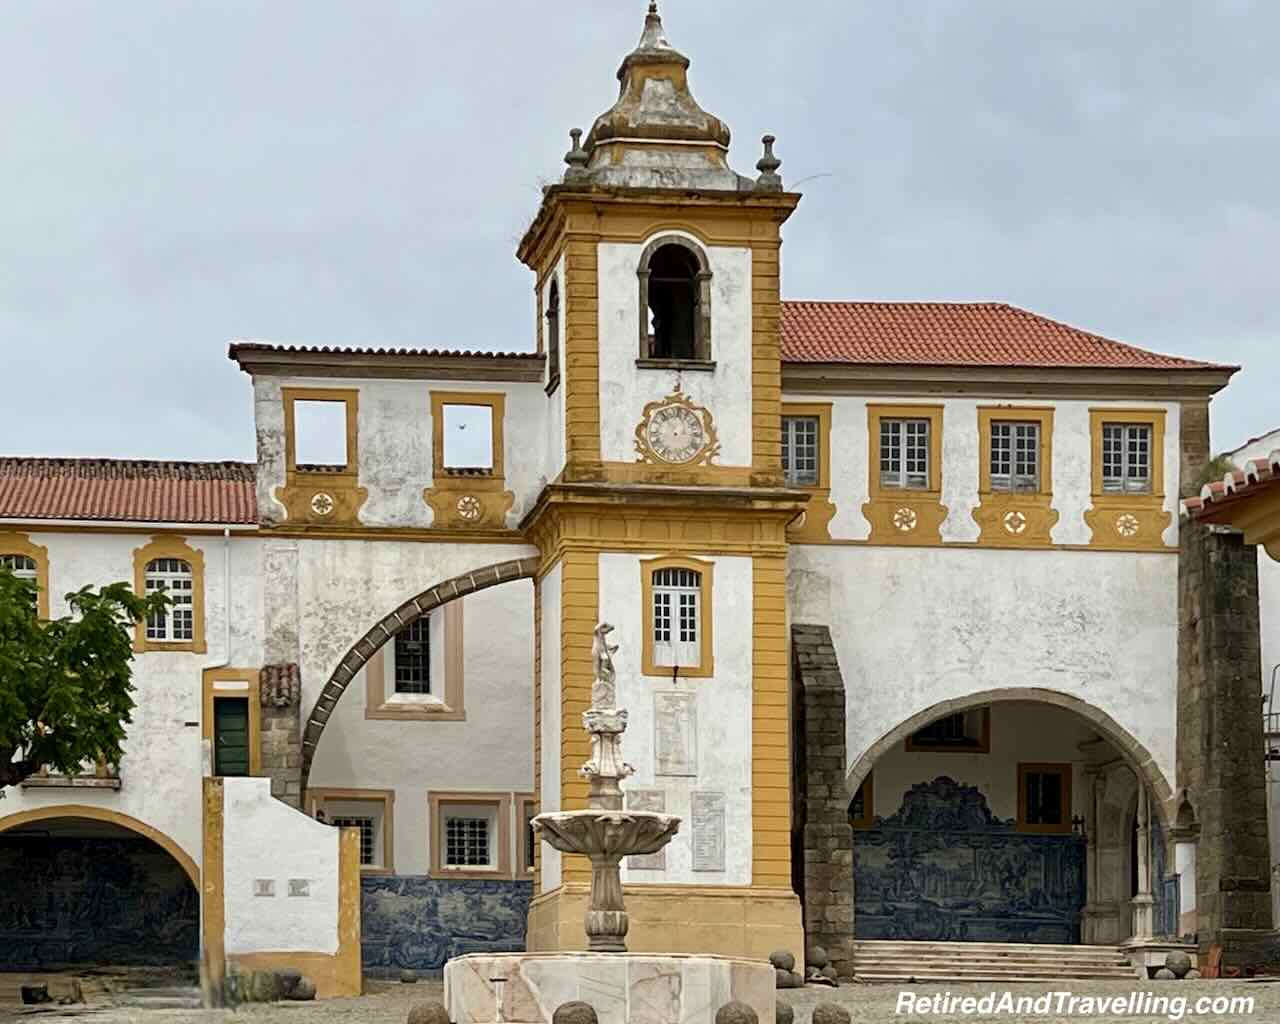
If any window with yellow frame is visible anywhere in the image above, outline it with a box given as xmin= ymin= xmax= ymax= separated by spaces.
xmin=972 ymin=406 xmax=1059 ymax=547
xmin=425 ymin=391 xmax=515 ymax=529
xmin=0 ymin=532 xmax=50 ymax=618
xmin=640 ymin=555 xmax=714 ymax=679
xmin=1083 ymin=407 xmax=1172 ymax=550
xmin=863 ymin=404 xmax=948 ymax=545
xmin=133 ymin=536 xmax=207 ymax=654
xmin=781 ymin=403 xmax=837 ymax=542
xmin=276 ymin=386 xmax=368 ymax=526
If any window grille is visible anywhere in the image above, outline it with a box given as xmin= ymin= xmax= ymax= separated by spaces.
xmin=144 ymin=558 xmax=194 ymax=642
xmin=1102 ymin=423 xmax=1152 ymax=493
xmin=0 ymin=554 xmax=37 ymax=581
xmin=1023 ymin=770 xmax=1065 ymax=826
xmin=880 ymin=419 xmax=930 ymax=489
xmin=331 ymin=815 xmax=376 ymax=866
xmin=652 ymin=567 xmax=701 ymax=669
xmin=445 ymin=815 xmax=491 ymax=868
xmin=394 ymin=616 xmax=430 ymax=694
xmin=782 ymin=416 xmax=819 ymax=487
xmin=990 ymin=421 xmax=1041 ymax=492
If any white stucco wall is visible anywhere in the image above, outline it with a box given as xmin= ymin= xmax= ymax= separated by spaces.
xmin=540 ymin=252 xmax=568 ymax=487
xmin=785 ymin=395 xmax=1182 ymax=546
xmin=222 ymin=776 xmax=339 ymax=955
xmin=788 ymin=545 xmax=1179 ymax=796
xmin=597 ymin=234 xmax=753 ymax=467
xmin=539 ymin=563 xmax=563 ymax=893
xmin=0 ymin=529 xmax=264 ymax=871
xmin=308 ymin=583 xmax=535 ymax=875
xmin=599 ymin=552 xmax=754 ymax=886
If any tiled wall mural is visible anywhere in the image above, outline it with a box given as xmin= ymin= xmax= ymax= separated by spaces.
xmin=854 ymin=777 xmax=1087 ymax=944
xmin=361 ymin=876 xmax=532 ymax=974
xmin=0 ymin=837 xmax=198 ymax=968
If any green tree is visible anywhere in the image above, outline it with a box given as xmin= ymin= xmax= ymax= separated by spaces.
xmin=0 ymin=568 xmax=166 ymax=790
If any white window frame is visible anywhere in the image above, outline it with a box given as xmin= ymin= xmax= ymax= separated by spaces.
xmin=0 ymin=554 xmax=38 ymax=581
xmin=652 ymin=566 xmax=701 ymax=670
xmin=990 ymin=420 xmax=1041 ymax=493
xmin=879 ymin=418 xmax=931 ymax=490
xmin=782 ymin=415 xmax=820 ymax=487
xmin=1102 ymin=423 xmax=1153 ymax=494
xmin=144 ymin=558 xmax=195 ymax=643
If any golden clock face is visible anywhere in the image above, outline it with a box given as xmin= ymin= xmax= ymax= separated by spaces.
xmin=646 ymin=403 xmax=707 ymax=464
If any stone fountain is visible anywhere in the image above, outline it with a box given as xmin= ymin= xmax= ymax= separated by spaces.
xmin=443 ymin=624 xmax=777 ymax=1024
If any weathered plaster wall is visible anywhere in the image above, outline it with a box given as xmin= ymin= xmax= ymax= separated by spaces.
xmin=538 ymin=562 xmax=563 ymax=893
xmin=0 ymin=530 xmax=264 ymax=870
xmin=783 ymin=395 xmax=1182 ymax=546
xmin=788 ymin=545 xmax=1179 ymax=797
xmin=597 ymin=235 xmax=753 ymax=466
xmin=222 ymin=777 xmax=340 ymax=956
xmin=598 ymin=552 xmax=754 ymax=886
xmin=308 ymin=584 xmax=535 ymax=875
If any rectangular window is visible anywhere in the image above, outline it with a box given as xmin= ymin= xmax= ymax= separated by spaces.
xmin=444 ymin=813 xmax=493 ymax=868
xmin=990 ymin=421 xmax=1041 ymax=493
xmin=782 ymin=416 xmax=820 ymax=487
xmin=213 ymin=697 xmax=251 ymax=777
xmin=521 ymin=798 xmax=537 ymax=876
xmin=393 ymin=616 xmax=431 ymax=695
xmin=1018 ymin=763 xmax=1072 ymax=834
xmin=429 ymin=792 xmax=513 ymax=878
xmin=1102 ymin=423 xmax=1152 ymax=494
xmin=652 ymin=566 xmax=701 ymax=669
xmin=330 ymin=815 xmax=376 ymax=866
xmin=309 ymin=789 xmax=394 ymax=872
xmin=849 ymin=773 xmax=875 ymax=829
xmin=880 ymin=418 xmax=930 ymax=490
xmin=906 ymin=708 xmax=991 ymax=753
xmin=293 ymin=399 xmax=350 ymax=471
xmin=441 ymin=404 xmax=495 ymax=472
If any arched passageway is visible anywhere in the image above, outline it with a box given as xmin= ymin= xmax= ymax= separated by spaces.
xmin=0 ymin=808 xmax=199 ymax=970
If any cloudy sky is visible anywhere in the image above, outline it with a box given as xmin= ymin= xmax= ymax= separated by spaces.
xmin=3 ymin=1 xmax=1276 ymax=461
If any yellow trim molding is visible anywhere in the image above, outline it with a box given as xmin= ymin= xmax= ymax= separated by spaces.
xmin=132 ymin=535 xmax=207 ymax=654
xmin=428 ymin=790 xmax=514 ymax=880
xmin=0 ymin=530 xmax=50 ymax=618
xmin=425 ymin=391 xmax=515 ymax=529
xmin=1017 ymin=762 xmax=1074 ymax=835
xmin=203 ymin=667 xmax=262 ymax=777
xmin=863 ymin=403 xmax=948 ymax=545
xmin=782 ymin=402 xmax=837 ymax=542
xmin=365 ymin=601 xmax=465 ymax=722
xmin=277 ymin=387 xmax=368 ymax=527
xmin=972 ymin=406 xmax=1059 ymax=547
xmin=306 ymin=787 xmax=396 ymax=876
xmin=1084 ymin=407 xmax=1172 ymax=551
xmin=752 ymin=555 xmax=790 ymax=888
xmin=640 ymin=554 xmax=715 ymax=679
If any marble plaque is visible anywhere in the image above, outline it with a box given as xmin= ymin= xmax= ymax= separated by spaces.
xmin=626 ymin=789 xmax=667 ymax=871
xmin=654 ymin=690 xmax=697 ymax=777
xmin=691 ymin=791 xmax=726 ymax=872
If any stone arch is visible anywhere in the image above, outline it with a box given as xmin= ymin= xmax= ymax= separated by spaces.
xmin=300 ymin=556 xmax=539 ymax=787
xmin=637 ymin=233 xmax=713 ymax=362
xmin=0 ymin=804 xmax=199 ymax=886
xmin=844 ymin=686 xmax=1175 ymax=831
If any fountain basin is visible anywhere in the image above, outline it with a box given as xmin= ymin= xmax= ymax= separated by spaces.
xmin=532 ymin=810 xmax=680 ymax=857
xmin=444 ymin=952 xmax=776 ymax=1024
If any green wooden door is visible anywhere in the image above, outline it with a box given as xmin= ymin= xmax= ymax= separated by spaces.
xmin=213 ymin=697 xmax=250 ymax=777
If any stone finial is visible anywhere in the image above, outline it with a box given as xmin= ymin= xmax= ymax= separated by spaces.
xmin=553 ymin=1001 xmax=599 ymax=1024
xmin=564 ymin=128 xmax=590 ymax=182
xmin=715 ymin=1001 xmax=759 ymax=1024
xmin=756 ymin=134 xmax=783 ymax=191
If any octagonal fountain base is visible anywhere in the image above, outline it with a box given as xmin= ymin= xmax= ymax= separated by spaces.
xmin=444 ymin=952 xmax=776 ymax=1024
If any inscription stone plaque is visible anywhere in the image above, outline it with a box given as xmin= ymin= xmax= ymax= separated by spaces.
xmin=626 ymin=789 xmax=668 ymax=870
xmin=654 ymin=690 xmax=697 ymax=776
xmin=691 ymin=790 xmax=726 ymax=872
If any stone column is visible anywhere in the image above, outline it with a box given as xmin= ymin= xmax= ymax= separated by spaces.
xmin=1177 ymin=521 xmax=1274 ymax=966
xmin=791 ymin=624 xmax=854 ymax=978
xmin=1131 ymin=782 xmax=1155 ymax=941
xmin=1082 ymin=771 xmax=1104 ymax=943
xmin=260 ymin=663 xmax=303 ymax=809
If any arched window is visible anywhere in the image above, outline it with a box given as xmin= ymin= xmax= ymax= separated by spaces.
xmin=145 ymin=557 xmax=195 ymax=642
xmin=0 ymin=553 xmax=38 ymax=582
xmin=637 ymin=237 xmax=712 ymax=363
xmin=545 ymin=278 xmax=561 ymax=392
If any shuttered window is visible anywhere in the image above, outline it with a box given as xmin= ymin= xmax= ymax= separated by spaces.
xmin=213 ymin=697 xmax=250 ymax=777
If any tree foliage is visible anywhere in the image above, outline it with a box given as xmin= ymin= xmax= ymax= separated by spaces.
xmin=0 ymin=568 xmax=166 ymax=790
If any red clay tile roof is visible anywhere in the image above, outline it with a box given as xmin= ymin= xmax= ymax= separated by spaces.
xmin=0 ymin=459 xmax=257 ymax=525
xmin=780 ymin=301 xmax=1230 ymax=371
xmin=1183 ymin=449 xmax=1280 ymax=519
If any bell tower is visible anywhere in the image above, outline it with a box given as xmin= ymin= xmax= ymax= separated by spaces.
xmin=519 ymin=3 xmax=806 ymax=960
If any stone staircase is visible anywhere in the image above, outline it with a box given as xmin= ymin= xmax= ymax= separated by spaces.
xmin=853 ymin=940 xmax=1137 ymax=983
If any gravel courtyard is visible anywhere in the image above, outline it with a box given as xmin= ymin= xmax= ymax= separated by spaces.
xmin=7 ymin=978 xmax=1277 ymax=1024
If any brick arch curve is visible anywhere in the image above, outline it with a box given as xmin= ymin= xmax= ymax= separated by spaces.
xmin=300 ymin=556 xmax=539 ymax=788
xmin=845 ymin=686 xmax=1175 ymax=830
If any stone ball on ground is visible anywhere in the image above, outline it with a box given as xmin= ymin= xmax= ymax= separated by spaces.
xmin=289 ymin=977 xmax=316 ymax=1002
xmin=248 ymin=970 xmax=280 ymax=1002
xmin=775 ymin=968 xmax=790 ymax=989
xmin=812 ymin=1002 xmax=853 ymax=1024
xmin=1186 ymin=969 xmax=1202 ymax=980
xmin=790 ymin=971 xmax=806 ymax=989
xmin=1165 ymin=951 xmax=1193 ymax=978
xmin=553 ymin=1001 xmax=599 ymax=1024
xmin=275 ymin=967 xmax=302 ymax=997
xmin=408 ymin=1002 xmax=449 ymax=1024
xmin=768 ymin=950 xmax=796 ymax=972
xmin=819 ymin=964 xmax=839 ymax=985
xmin=776 ymin=1002 xmax=795 ymax=1024
xmin=1154 ymin=968 xmax=1177 ymax=980
xmin=806 ymin=945 xmax=829 ymax=969
xmin=400 ymin=969 xmax=419 ymax=984
xmin=715 ymin=1000 xmax=759 ymax=1024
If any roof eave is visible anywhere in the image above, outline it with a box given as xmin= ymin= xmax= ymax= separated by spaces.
xmin=228 ymin=344 xmax=546 ymax=383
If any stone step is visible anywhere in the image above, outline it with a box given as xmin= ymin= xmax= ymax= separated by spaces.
xmin=857 ymin=954 xmax=1132 ymax=969
xmin=854 ymin=940 xmax=1122 ymax=954
xmin=857 ymin=970 xmax=1137 ymax=983
xmin=852 ymin=940 xmax=1135 ymax=982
